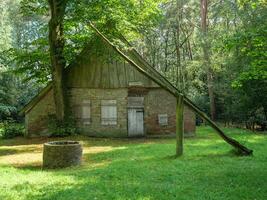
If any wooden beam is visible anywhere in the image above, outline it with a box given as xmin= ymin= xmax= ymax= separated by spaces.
xmin=176 ymin=95 xmax=184 ymax=157
xmin=89 ymin=22 xmax=253 ymax=156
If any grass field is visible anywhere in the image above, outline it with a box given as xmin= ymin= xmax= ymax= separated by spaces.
xmin=0 ymin=126 xmax=266 ymax=200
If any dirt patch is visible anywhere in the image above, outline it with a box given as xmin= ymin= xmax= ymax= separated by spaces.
xmin=0 ymin=141 xmax=125 ymax=168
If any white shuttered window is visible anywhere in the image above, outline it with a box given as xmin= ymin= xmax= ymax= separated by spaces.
xmin=82 ymin=100 xmax=91 ymax=125
xmin=101 ymin=100 xmax=117 ymax=125
xmin=158 ymin=114 xmax=168 ymax=126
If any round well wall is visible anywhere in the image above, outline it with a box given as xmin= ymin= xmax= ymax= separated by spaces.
xmin=43 ymin=141 xmax=82 ymax=169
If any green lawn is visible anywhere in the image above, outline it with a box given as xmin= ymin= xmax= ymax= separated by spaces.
xmin=0 ymin=126 xmax=266 ymax=200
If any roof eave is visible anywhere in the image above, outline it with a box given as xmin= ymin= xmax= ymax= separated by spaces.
xmin=19 ymin=83 xmax=53 ymax=116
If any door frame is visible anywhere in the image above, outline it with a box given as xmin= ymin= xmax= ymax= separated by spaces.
xmin=127 ymin=107 xmax=145 ymax=137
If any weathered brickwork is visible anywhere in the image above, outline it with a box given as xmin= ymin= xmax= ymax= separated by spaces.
xmin=25 ymin=87 xmax=195 ymax=137
xmin=144 ymin=88 xmax=195 ymax=136
xmin=69 ymin=88 xmax=128 ymax=137
xmin=183 ymin=106 xmax=196 ymax=136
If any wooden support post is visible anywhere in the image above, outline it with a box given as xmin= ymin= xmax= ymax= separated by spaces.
xmin=176 ymin=95 xmax=184 ymax=157
xmin=89 ymin=22 xmax=253 ymax=156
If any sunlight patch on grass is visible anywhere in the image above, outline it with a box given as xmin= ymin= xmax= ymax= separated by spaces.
xmin=0 ymin=152 xmax=42 ymax=167
xmin=0 ymin=144 xmax=43 ymax=167
xmin=83 ymin=146 xmax=126 ymax=155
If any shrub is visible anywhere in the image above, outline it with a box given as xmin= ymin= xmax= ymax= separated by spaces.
xmin=0 ymin=123 xmax=3 ymax=136
xmin=1 ymin=120 xmax=25 ymax=139
xmin=47 ymin=115 xmax=77 ymax=137
xmin=0 ymin=104 xmax=17 ymax=121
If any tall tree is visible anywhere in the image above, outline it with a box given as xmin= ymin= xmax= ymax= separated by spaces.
xmin=174 ymin=0 xmax=182 ymax=90
xmin=200 ymin=0 xmax=216 ymax=120
xmin=48 ymin=0 xmax=68 ymax=121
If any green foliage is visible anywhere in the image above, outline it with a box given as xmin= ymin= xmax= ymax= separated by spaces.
xmin=227 ymin=0 xmax=267 ymax=88
xmin=0 ymin=104 xmax=17 ymax=120
xmin=12 ymin=0 xmax=163 ymax=83
xmin=0 ymin=69 xmax=44 ymax=121
xmin=218 ymin=0 xmax=267 ymax=129
xmin=1 ymin=120 xmax=25 ymax=139
xmin=47 ymin=115 xmax=77 ymax=137
xmin=0 ymin=0 xmax=45 ymax=121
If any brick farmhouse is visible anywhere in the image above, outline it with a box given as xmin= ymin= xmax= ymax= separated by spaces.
xmin=20 ymin=35 xmax=196 ymax=137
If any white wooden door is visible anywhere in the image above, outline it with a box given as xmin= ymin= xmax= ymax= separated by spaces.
xmin=128 ymin=108 xmax=144 ymax=136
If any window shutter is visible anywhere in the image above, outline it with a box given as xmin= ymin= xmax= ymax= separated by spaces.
xmin=82 ymin=100 xmax=91 ymax=125
xmin=158 ymin=114 xmax=168 ymax=126
xmin=101 ymin=100 xmax=117 ymax=125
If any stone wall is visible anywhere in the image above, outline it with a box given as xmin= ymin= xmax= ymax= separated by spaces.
xmin=25 ymin=87 xmax=195 ymax=137
xmin=144 ymin=88 xmax=195 ymax=136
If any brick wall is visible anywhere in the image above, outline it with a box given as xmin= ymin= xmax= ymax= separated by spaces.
xmin=25 ymin=87 xmax=195 ymax=137
xmin=144 ymin=88 xmax=195 ymax=136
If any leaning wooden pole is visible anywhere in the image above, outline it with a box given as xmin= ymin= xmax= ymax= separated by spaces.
xmin=89 ymin=22 xmax=253 ymax=156
xmin=176 ymin=95 xmax=184 ymax=157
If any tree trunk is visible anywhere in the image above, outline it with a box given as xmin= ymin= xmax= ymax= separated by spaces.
xmin=207 ymin=71 xmax=216 ymax=120
xmin=200 ymin=0 xmax=216 ymax=120
xmin=164 ymin=30 xmax=169 ymax=73
xmin=176 ymin=95 xmax=184 ymax=157
xmin=48 ymin=0 xmax=67 ymax=121
xmin=174 ymin=29 xmax=181 ymax=90
xmin=187 ymin=40 xmax=193 ymax=60
xmin=174 ymin=0 xmax=183 ymax=91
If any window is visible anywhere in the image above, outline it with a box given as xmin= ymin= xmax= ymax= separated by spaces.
xmin=82 ymin=100 xmax=91 ymax=125
xmin=158 ymin=114 xmax=168 ymax=126
xmin=101 ymin=100 xmax=117 ymax=125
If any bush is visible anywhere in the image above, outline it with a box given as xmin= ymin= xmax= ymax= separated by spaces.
xmin=0 ymin=104 xmax=17 ymax=121
xmin=0 ymin=123 xmax=3 ymax=136
xmin=47 ymin=115 xmax=77 ymax=137
xmin=1 ymin=120 xmax=25 ymax=139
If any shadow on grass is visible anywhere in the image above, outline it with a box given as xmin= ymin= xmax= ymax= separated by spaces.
xmin=2 ymin=133 xmax=266 ymax=200
xmin=0 ymin=146 xmax=42 ymax=157
xmin=0 ymin=137 xmax=50 ymax=146
xmin=20 ymin=143 xmax=266 ymax=200
xmin=0 ymin=148 xmax=20 ymax=156
xmin=3 ymin=125 xmax=264 ymax=172
xmin=0 ymin=135 xmax=158 ymax=147
xmin=5 ymin=135 xmax=257 ymax=172
xmin=13 ymin=164 xmax=42 ymax=170
xmin=1 ymin=126 xmax=266 ymax=199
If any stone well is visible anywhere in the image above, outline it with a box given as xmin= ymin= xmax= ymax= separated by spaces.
xmin=43 ymin=141 xmax=82 ymax=169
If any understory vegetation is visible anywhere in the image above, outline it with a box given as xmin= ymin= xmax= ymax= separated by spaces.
xmin=0 ymin=121 xmax=25 ymax=139
xmin=47 ymin=115 xmax=77 ymax=137
xmin=0 ymin=126 xmax=266 ymax=200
